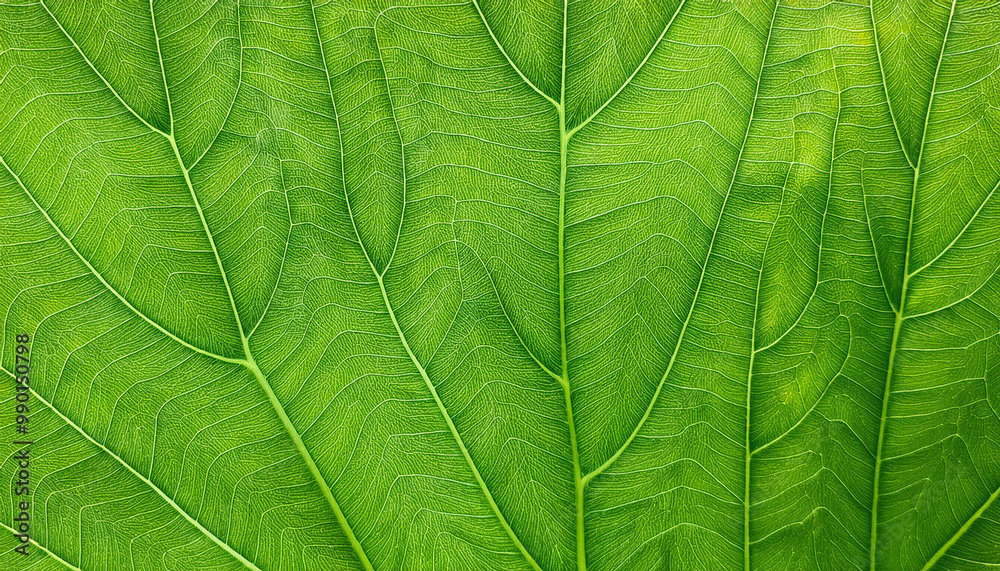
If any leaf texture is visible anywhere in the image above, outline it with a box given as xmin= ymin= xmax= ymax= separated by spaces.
xmin=1 ymin=1 xmax=1000 ymax=570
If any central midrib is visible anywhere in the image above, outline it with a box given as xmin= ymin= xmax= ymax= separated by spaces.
xmin=555 ymin=2 xmax=589 ymax=571
xmin=474 ymin=2 xmax=769 ymax=570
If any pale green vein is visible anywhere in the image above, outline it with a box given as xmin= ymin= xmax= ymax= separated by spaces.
xmin=38 ymin=0 xmax=168 ymax=138
xmin=742 ymin=113 xmax=791 ymax=571
xmin=150 ymin=4 xmax=373 ymax=569
xmin=464 ymin=245 xmax=563 ymax=384
xmin=247 ymin=139 xmax=292 ymax=339
xmin=754 ymin=142 xmax=835 ymax=355
xmin=565 ymin=0 xmax=688 ymax=138
xmin=0 ymin=157 xmax=242 ymax=366
xmin=744 ymin=272 xmax=763 ymax=569
xmin=920 ymin=484 xmax=1000 ymax=571
xmin=0 ymin=367 xmax=261 ymax=571
xmin=240 ymin=354 xmax=374 ymax=571
xmin=748 ymin=56 xmax=842 ymax=569
xmin=581 ymin=0 xmax=780 ymax=489
xmin=862 ymin=184 xmax=900 ymax=315
xmin=470 ymin=0 xmax=560 ymax=109
xmin=865 ymin=0 xmax=914 ymax=313
xmin=742 ymin=52 xmax=800 ymax=566
xmin=370 ymin=8 xmax=409 ymax=277
xmin=870 ymin=2 xmax=956 ymax=568
xmin=907 ymin=175 xmax=1000 ymax=279
xmin=189 ymin=0 xmax=244 ymax=172
xmin=871 ymin=293 xmax=907 ymax=569
xmin=330 ymin=74 xmax=543 ymax=571
xmin=751 ymin=341 xmax=850 ymax=457
xmin=313 ymin=2 xmax=534 ymax=568
xmin=556 ymin=0 xmax=588 ymax=567
xmin=237 ymin=0 xmax=289 ymax=341
xmin=868 ymin=0 xmax=915 ymax=171
xmin=0 ymin=521 xmax=81 ymax=571
xmin=375 ymin=272 xmax=544 ymax=571
xmin=335 ymin=149 xmax=542 ymax=569
xmin=742 ymin=54 xmax=805 ymax=565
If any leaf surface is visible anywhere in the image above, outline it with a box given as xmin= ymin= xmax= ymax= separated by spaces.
xmin=1 ymin=1 xmax=1000 ymax=570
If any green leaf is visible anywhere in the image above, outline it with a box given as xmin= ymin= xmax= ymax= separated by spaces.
xmin=1 ymin=1 xmax=999 ymax=570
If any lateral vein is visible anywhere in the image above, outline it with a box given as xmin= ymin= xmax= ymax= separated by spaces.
xmin=370 ymin=8 xmax=409 ymax=276
xmin=746 ymin=48 xmax=843 ymax=570
xmin=465 ymin=246 xmax=563 ymax=384
xmin=0 ymin=520 xmax=81 ymax=571
xmin=919 ymin=483 xmax=1000 ymax=571
xmin=150 ymin=3 xmax=373 ymax=568
xmin=869 ymin=2 xmax=957 ymax=568
xmin=38 ymin=0 xmax=169 ymax=138
xmin=0 ymin=368 xmax=262 ymax=571
xmin=309 ymin=1 xmax=539 ymax=568
xmin=470 ymin=0 xmax=560 ymax=109
xmin=374 ymin=272 xmax=544 ymax=571
xmin=566 ymin=0 xmax=688 ymax=138
xmin=0 ymin=157 xmax=241 ymax=366
xmin=582 ymin=0 xmax=781 ymax=487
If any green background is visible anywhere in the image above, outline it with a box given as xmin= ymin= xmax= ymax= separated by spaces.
xmin=1 ymin=0 xmax=999 ymax=569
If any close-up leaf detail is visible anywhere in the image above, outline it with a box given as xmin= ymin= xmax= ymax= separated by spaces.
xmin=1 ymin=0 xmax=999 ymax=570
